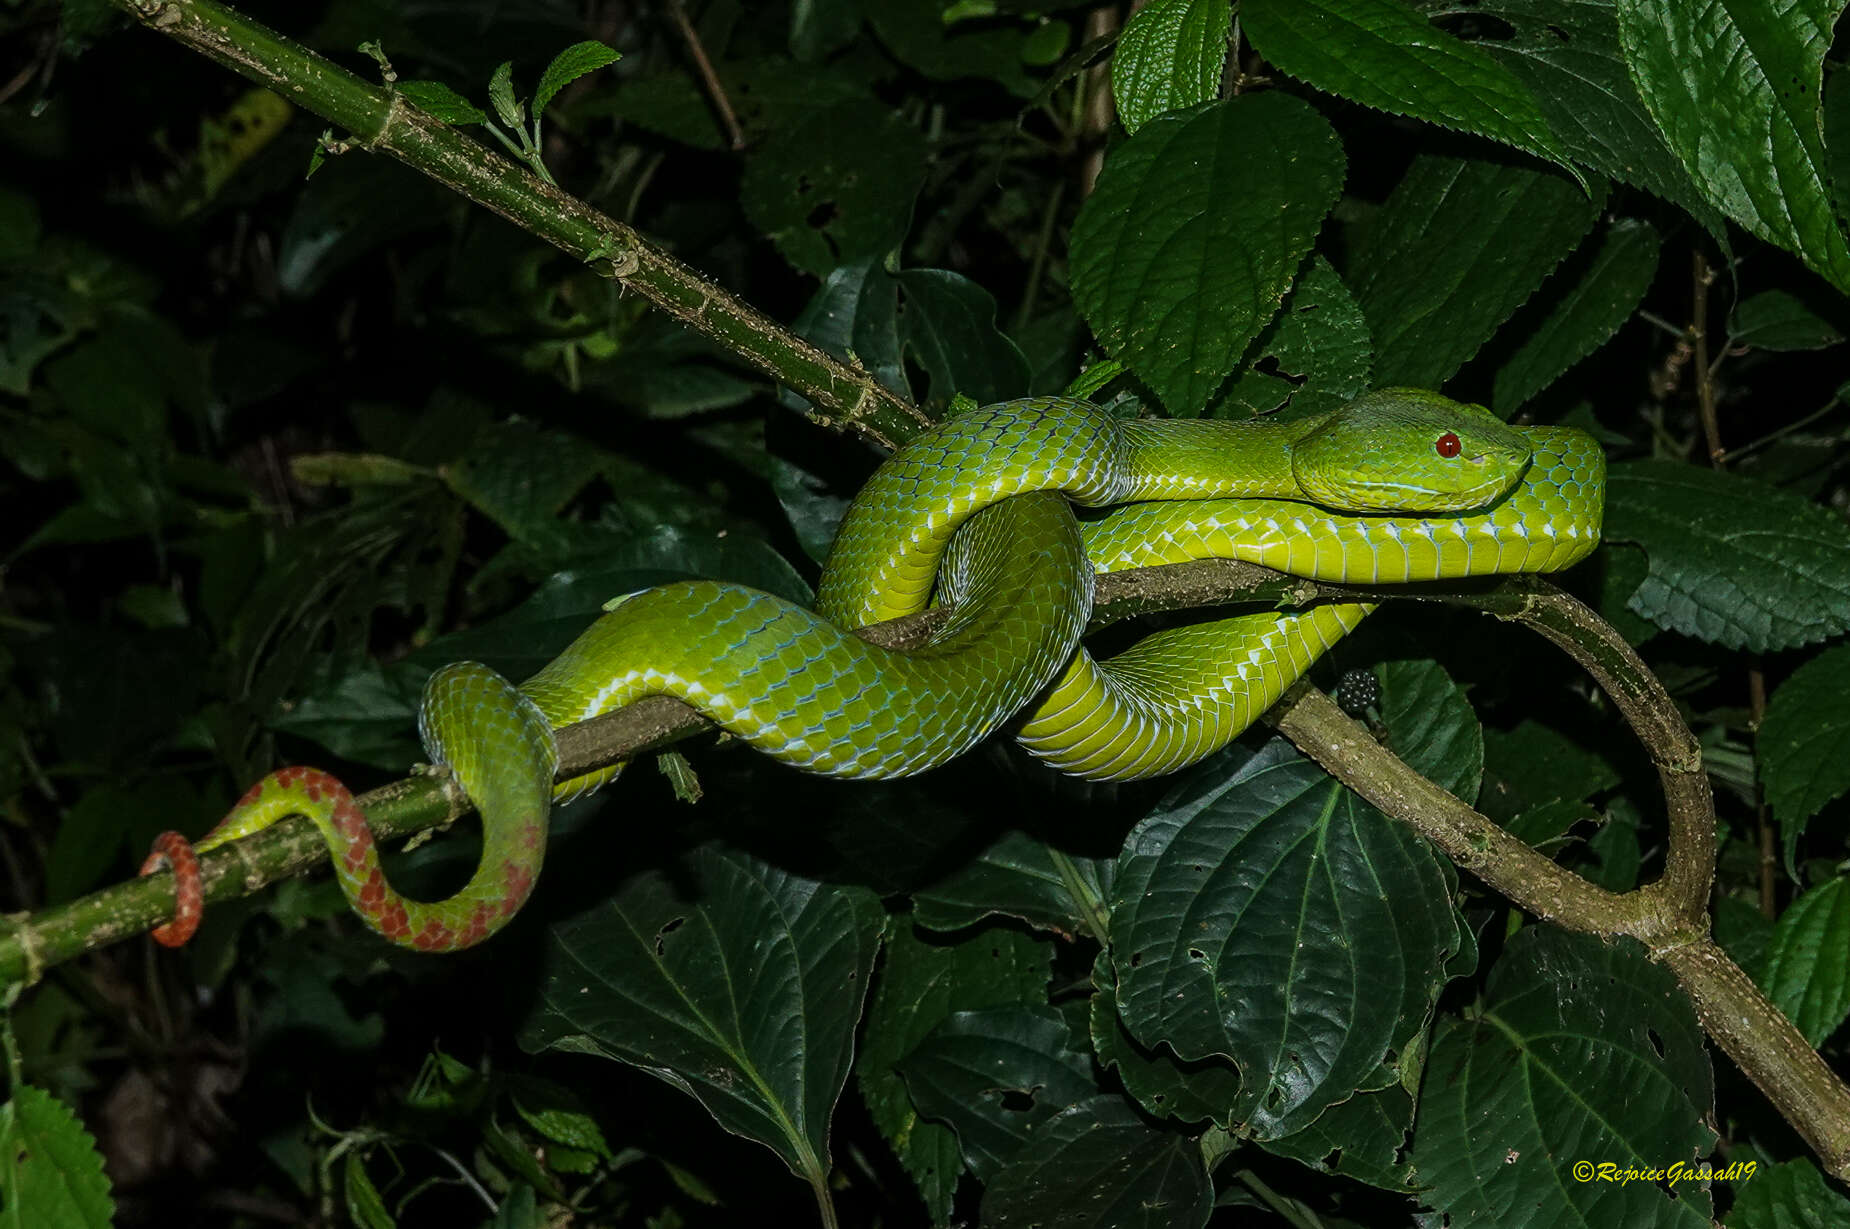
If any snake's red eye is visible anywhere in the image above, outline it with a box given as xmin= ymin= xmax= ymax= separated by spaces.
xmin=1435 ymin=432 xmax=1462 ymax=458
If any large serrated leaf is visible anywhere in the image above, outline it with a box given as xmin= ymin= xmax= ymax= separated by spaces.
xmin=1759 ymin=641 xmax=1850 ymax=867
xmin=518 ymin=846 xmax=884 ymax=1188
xmin=857 ymin=924 xmax=1053 ymax=1223
xmin=1724 ymin=1158 xmax=1850 ymax=1226
xmin=1212 ymin=255 xmax=1373 ymax=420
xmin=1069 ymin=94 xmax=1345 ymax=415
xmin=977 ymin=1096 xmax=1212 ymax=1228
xmin=1757 ymin=878 xmax=1850 ymax=1047
xmin=1111 ymin=0 xmax=1232 ymax=135
xmin=1376 ymin=658 xmax=1482 ymax=802
xmin=895 ymin=1007 xmax=1099 ymax=1181
xmin=0 ymin=1085 xmax=115 ymax=1229
xmin=1493 ymin=217 xmax=1662 ymax=414
xmin=1420 ymin=0 xmax=1725 ymax=235
xmin=1352 ymin=154 xmax=1605 ymax=388
xmin=1411 ymin=928 xmax=1715 ymax=1228
xmin=1615 ymin=0 xmax=1850 ymax=292
xmin=1243 ymin=0 xmax=1578 ymax=177
xmin=1109 ymin=740 xmax=1466 ymax=1137
xmin=1604 ymin=461 xmax=1850 ymax=652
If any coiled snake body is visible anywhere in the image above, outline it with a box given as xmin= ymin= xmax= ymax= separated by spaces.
xmin=146 ymin=389 xmax=1604 ymax=951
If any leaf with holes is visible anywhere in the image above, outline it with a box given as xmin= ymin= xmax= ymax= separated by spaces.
xmin=741 ymin=100 xmax=928 ymax=276
xmin=1242 ymin=0 xmax=1577 ymax=177
xmin=1090 ymin=952 xmax=1242 ymax=1127
xmin=1109 ymin=740 xmax=1467 ymax=1137
xmin=0 ymin=1084 xmax=115 ymax=1229
xmin=894 ymin=1007 xmax=1099 ymax=1181
xmin=1758 ymin=878 xmax=1850 ymax=1047
xmin=1616 ymin=0 xmax=1850 ymax=292
xmin=1411 ymin=928 xmax=1715 ymax=1227
xmin=1212 ymin=256 xmax=1373 ymax=421
xmin=1258 ymin=1082 xmax=1422 ymax=1192
xmin=1112 ymin=0 xmax=1233 ymax=134
xmin=518 ymin=846 xmax=884 ymax=1190
xmin=857 ymin=924 xmax=1052 ymax=1223
xmin=1070 ymin=94 xmax=1345 ymax=415
xmin=1352 ymin=154 xmax=1605 ymax=388
xmin=1604 ymin=461 xmax=1850 ymax=652
xmin=1493 ymin=217 xmax=1661 ymax=414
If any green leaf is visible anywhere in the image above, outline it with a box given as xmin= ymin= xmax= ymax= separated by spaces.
xmin=1757 ymin=878 xmax=1850 ymax=1046
xmin=741 ymin=100 xmax=928 ymax=276
xmin=343 ymin=1153 xmax=395 ymax=1229
xmin=1761 ymin=642 xmax=1850 ymax=870
xmin=1211 ymin=255 xmax=1373 ymax=420
xmin=488 ymin=61 xmax=524 ymax=131
xmin=1411 ymin=929 xmax=1715 ymax=1228
xmin=894 ymin=1007 xmax=1098 ymax=1181
xmin=533 ymin=41 xmax=621 ymax=117
xmin=442 ymin=420 xmax=609 ymax=555
xmin=1604 ymin=461 xmax=1850 ymax=651
xmin=1242 ymin=0 xmax=1579 ymax=178
xmin=865 ymin=0 xmax=1042 ymax=96
xmin=1109 ymin=740 xmax=1467 ymax=1136
xmin=790 ymin=0 xmax=864 ymax=62
xmin=977 ymin=1096 xmax=1212 ymax=1228
xmin=1375 ymin=658 xmax=1482 ymax=802
xmin=1111 ymin=0 xmax=1232 ymax=135
xmin=1724 ymin=1158 xmax=1850 ymax=1226
xmin=519 ymin=846 xmax=884 ymax=1186
xmin=0 ymin=1085 xmax=115 ymax=1229
xmin=1352 ymin=154 xmax=1605 ymax=388
xmin=1070 ymin=94 xmax=1345 ymax=414
xmin=1426 ymin=0 xmax=1725 ymax=235
xmin=1615 ymin=0 xmax=1850 ymax=292
xmin=1492 ymin=218 xmax=1662 ymax=414
xmin=1090 ymin=952 xmax=1242 ymax=1126
xmin=1730 ymin=289 xmax=1847 ymax=351
xmin=398 ymin=80 xmax=489 ymax=125
xmin=1480 ymin=718 xmax=1620 ymax=823
xmin=857 ymin=923 xmax=1052 ymax=1222
xmin=1257 ymin=1083 xmax=1421 ymax=1192
xmin=912 ymin=830 xmax=1114 ymax=937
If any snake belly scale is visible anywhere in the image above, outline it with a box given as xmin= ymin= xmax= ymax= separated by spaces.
xmin=144 ymin=390 xmax=1604 ymax=951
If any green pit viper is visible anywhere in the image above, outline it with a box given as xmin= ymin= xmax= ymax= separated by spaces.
xmin=143 ymin=389 xmax=1604 ymax=952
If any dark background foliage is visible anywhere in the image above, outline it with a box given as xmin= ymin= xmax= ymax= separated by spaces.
xmin=5 ymin=0 xmax=1850 ymax=1226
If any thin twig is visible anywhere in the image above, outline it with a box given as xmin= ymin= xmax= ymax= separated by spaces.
xmin=665 ymin=0 xmax=745 ymax=151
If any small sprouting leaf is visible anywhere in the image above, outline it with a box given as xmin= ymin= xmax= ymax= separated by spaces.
xmin=1757 ymin=878 xmax=1850 ymax=1047
xmin=399 ymin=80 xmax=490 ymax=126
xmin=534 ymin=41 xmax=621 ymax=117
xmin=0 ymin=1084 xmax=116 ymax=1229
xmin=489 ymin=61 xmax=524 ymax=131
xmin=1604 ymin=461 xmax=1850 ymax=652
xmin=1112 ymin=0 xmax=1232 ymax=134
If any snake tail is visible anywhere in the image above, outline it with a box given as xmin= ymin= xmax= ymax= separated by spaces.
xmin=145 ymin=663 xmax=558 ymax=952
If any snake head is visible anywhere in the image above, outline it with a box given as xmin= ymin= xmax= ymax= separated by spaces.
xmin=1290 ymin=388 xmax=1532 ymax=513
